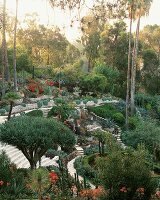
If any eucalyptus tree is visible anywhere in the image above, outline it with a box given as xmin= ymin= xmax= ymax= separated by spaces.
xmin=130 ymin=0 xmax=153 ymax=115
xmin=2 ymin=0 xmax=10 ymax=81
xmin=13 ymin=0 xmax=18 ymax=91
xmin=125 ymin=0 xmax=153 ymax=127
xmin=1 ymin=0 xmax=10 ymax=97
xmin=125 ymin=0 xmax=134 ymax=128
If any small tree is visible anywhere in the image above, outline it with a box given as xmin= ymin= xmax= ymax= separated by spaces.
xmin=0 ymin=116 xmax=76 ymax=169
xmin=48 ymin=98 xmax=74 ymax=122
xmin=96 ymin=146 xmax=156 ymax=200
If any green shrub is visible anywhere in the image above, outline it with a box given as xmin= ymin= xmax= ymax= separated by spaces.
xmin=83 ymin=99 xmax=88 ymax=104
xmin=43 ymin=99 xmax=49 ymax=106
xmin=88 ymin=104 xmax=117 ymax=119
xmin=45 ymin=148 xmax=56 ymax=158
xmin=93 ymin=98 xmax=98 ymax=104
xmin=21 ymin=103 xmax=26 ymax=107
xmin=75 ymin=99 xmax=81 ymax=105
xmin=84 ymin=145 xmax=99 ymax=155
xmin=84 ymin=154 xmax=96 ymax=166
xmin=146 ymin=103 xmax=152 ymax=110
xmin=54 ymin=97 xmax=65 ymax=104
xmin=61 ymin=90 xmax=67 ymax=96
xmin=0 ymin=109 xmax=6 ymax=115
xmin=128 ymin=116 xmax=139 ymax=130
xmin=4 ymin=106 xmax=10 ymax=112
xmin=26 ymin=109 xmax=43 ymax=117
xmin=37 ymin=101 xmax=43 ymax=108
xmin=112 ymin=112 xmax=125 ymax=126
xmin=102 ymin=97 xmax=107 ymax=101
xmin=43 ymin=86 xmax=51 ymax=95
xmin=74 ymin=157 xmax=97 ymax=179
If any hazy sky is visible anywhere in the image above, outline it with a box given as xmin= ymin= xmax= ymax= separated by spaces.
xmin=2 ymin=0 xmax=160 ymax=41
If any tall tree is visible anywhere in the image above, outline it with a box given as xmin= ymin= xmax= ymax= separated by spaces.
xmin=125 ymin=0 xmax=134 ymax=128
xmin=2 ymin=0 xmax=10 ymax=83
xmin=13 ymin=0 xmax=18 ymax=91
xmin=130 ymin=0 xmax=153 ymax=115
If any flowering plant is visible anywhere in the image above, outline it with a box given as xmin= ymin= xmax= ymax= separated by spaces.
xmin=49 ymin=171 xmax=58 ymax=183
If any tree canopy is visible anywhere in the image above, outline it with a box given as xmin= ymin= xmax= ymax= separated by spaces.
xmin=0 ymin=116 xmax=76 ymax=169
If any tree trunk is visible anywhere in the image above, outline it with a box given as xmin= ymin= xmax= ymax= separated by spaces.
xmin=13 ymin=0 xmax=18 ymax=91
xmin=125 ymin=3 xmax=133 ymax=129
xmin=47 ymin=44 xmax=50 ymax=65
xmin=29 ymin=160 xmax=37 ymax=170
xmin=8 ymin=101 xmax=14 ymax=121
xmin=98 ymin=141 xmax=101 ymax=155
xmin=131 ymin=16 xmax=140 ymax=116
xmin=88 ymin=57 xmax=92 ymax=72
xmin=2 ymin=0 xmax=10 ymax=82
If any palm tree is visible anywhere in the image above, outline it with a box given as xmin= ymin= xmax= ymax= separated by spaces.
xmin=130 ymin=0 xmax=153 ymax=115
xmin=13 ymin=0 xmax=18 ymax=91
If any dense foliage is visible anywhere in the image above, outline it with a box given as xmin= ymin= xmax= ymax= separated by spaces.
xmin=0 ymin=116 xmax=76 ymax=169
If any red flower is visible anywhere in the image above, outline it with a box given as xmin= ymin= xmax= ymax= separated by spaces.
xmin=46 ymin=80 xmax=54 ymax=86
xmin=49 ymin=171 xmax=58 ymax=183
xmin=0 ymin=180 xmax=4 ymax=186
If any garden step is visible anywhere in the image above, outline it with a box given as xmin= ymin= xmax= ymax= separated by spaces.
xmin=75 ymin=145 xmax=84 ymax=156
xmin=10 ymin=153 xmax=27 ymax=165
xmin=0 ymin=144 xmax=18 ymax=154
xmin=0 ymin=142 xmax=59 ymax=168
xmin=7 ymin=149 xmax=24 ymax=158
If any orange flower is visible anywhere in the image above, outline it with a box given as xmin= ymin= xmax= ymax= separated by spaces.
xmin=136 ymin=187 xmax=144 ymax=195
xmin=26 ymin=184 xmax=31 ymax=189
xmin=79 ymin=186 xmax=105 ymax=199
xmin=6 ymin=182 xmax=10 ymax=186
xmin=156 ymin=191 xmax=160 ymax=198
xmin=120 ymin=186 xmax=127 ymax=193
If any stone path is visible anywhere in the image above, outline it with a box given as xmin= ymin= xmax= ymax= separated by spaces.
xmin=67 ymin=145 xmax=96 ymax=189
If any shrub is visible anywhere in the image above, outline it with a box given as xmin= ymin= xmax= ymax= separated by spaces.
xmin=4 ymin=106 xmax=10 ymax=112
xmin=95 ymin=146 xmax=157 ymax=200
xmin=0 ymin=109 xmax=6 ymax=115
xmin=45 ymin=149 xmax=56 ymax=159
xmin=84 ymin=145 xmax=99 ymax=155
xmin=146 ymin=103 xmax=152 ymax=110
xmin=112 ymin=112 xmax=125 ymax=126
xmin=37 ymin=101 xmax=43 ymax=108
xmin=93 ymin=98 xmax=98 ymax=104
xmin=75 ymin=99 xmax=81 ymax=105
xmin=26 ymin=109 xmax=43 ymax=117
xmin=74 ymin=157 xmax=97 ymax=180
xmin=21 ymin=103 xmax=26 ymax=107
xmin=88 ymin=104 xmax=117 ymax=119
xmin=83 ymin=99 xmax=88 ymax=104
xmin=128 ymin=116 xmax=139 ymax=130
xmin=122 ymin=119 xmax=160 ymax=155
xmin=43 ymin=99 xmax=49 ymax=106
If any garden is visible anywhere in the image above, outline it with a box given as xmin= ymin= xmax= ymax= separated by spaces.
xmin=0 ymin=0 xmax=160 ymax=199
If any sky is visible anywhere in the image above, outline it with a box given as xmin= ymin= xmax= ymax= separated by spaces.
xmin=1 ymin=0 xmax=160 ymax=42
